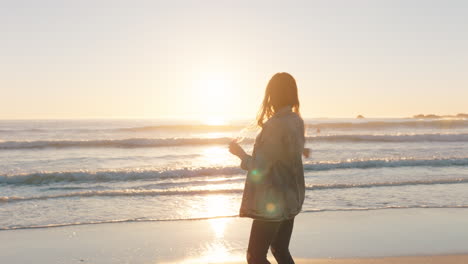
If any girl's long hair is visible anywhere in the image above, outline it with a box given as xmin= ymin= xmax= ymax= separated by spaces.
xmin=256 ymin=72 xmax=300 ymax=127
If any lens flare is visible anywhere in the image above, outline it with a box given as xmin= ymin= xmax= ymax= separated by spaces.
xmin=266 ymin=202 xmax=276 ymax=213
xmin=250 ymin=169 xmax=263 ymax=182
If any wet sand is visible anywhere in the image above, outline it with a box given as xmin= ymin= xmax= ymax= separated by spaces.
xmin=219 ymin=255 xmax=468 ymax=264
xmin=1 ymin=208 xmax=468 ymax=263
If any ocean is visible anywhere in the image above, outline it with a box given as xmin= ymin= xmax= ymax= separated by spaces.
xmin=1 ymin=118 xmax=468 ymax=230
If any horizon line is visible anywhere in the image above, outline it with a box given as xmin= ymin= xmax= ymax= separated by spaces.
xmin=1 ymin=115 xmax=466 ymax=121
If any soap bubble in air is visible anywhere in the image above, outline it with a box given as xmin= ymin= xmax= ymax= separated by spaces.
xmin=234 ymin=121 xmax=259 ymax=144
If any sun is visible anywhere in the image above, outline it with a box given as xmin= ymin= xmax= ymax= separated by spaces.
xmin=191 ymin=71 xmax=236 ymax=123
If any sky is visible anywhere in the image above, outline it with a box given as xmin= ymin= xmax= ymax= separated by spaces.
xmin=1 ymin=0 xmax=467 ymax=120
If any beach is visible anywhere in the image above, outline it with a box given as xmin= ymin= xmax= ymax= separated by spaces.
xmin=3 ymin=0 xmax=468 ymax=262
xmin=1 ymin=119 xmax=468 ymax=263
xmin=1 ymin=208 xmax=468 ymax=263
xmin=2 ymin=0 xmax=468 ymax=262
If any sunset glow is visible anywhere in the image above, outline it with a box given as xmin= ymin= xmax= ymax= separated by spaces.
xmin=3 ymin=2 xmax=467 ymax=119
xmin=2 ymin=2 xmax=468 ymax=264
xmin=201 ymin=116 xmax=228 ymax=126
xmin=190 ymin=71 xmax=239 ymax=122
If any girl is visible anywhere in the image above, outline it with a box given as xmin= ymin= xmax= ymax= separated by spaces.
xmin=229 ymin=72 xmax=308 ymax=264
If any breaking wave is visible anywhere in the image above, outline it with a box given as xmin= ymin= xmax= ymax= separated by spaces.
xmin=2 ymin=177 xmax=468 ymax=203
xmin=307 ymin=119 xmax=468 ymax=129
xmin=0 ymin=137 xmax=235 ymax=149
xmin=309 ymin=133 xmax=468 ymax=142
xmin=1 ymin=157 xmax=467 ymax=185
xmin=1 ymin=133 xmax=468 ymax=150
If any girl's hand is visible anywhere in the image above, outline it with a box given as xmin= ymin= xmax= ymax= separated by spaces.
xmin=303 ymin=148 xmax=311 ymax=158
xmin=229 ymin=140 xmax=247 ymax=159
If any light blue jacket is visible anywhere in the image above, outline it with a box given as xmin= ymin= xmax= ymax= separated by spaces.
xmin=239 ymin=106 xmax=305 ymax=221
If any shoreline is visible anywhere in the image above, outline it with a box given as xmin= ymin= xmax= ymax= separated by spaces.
xmin=2 ymin=205 xmax=468 ymax=232
xmin=1 ymin=208 xmax=468 ymax=263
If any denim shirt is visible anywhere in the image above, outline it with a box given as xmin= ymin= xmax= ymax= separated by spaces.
xmin=239 ymin=106 xmax=305 ymax=221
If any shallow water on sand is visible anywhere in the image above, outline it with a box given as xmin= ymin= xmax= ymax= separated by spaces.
xmin=1 ymin=118 xmax=468 ymax=230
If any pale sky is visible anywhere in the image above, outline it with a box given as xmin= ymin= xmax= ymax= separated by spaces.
xmin=1 ymin=0 xmax=467 ymax=120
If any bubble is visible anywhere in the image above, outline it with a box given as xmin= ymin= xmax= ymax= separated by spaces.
xmin=235 ymin=122 xmax=260 ymax=144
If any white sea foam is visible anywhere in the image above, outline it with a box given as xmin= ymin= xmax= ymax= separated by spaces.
xmin=1 ymin=119 xmax=466 ymax=135
xmin=307 ymin=178 xmax=468 ymax=190
xmin=0 ymin=137 xmax=235 ymax=149
xmin=308 ymin=133 xmax=468 ymax=142
xmin=0 ymin=167 xmax=244 ymax=184
xmin=2 ymin=177 xmax=468 ymax=203
xmin=0 ymin=188 xmax=243 ymax=203
xmin=2 ymin=205 xmax=468 ymax=231
xmin=305 ymin=157 xmax=468 ymax=171
xmin=306 ymin=119 xmax=468 ymax=129
xmin=1 ymin=157 xmax=467 ymax=184
xmin=1 ymin=133 xmax=467 ymax=150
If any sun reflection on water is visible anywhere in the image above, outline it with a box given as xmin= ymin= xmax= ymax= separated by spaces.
xmin=160 ymin=240 xmax=243 ymax=264
xmin=208 ymin=218 xmax=231 ymax=238
xmin=202 ymin=195 xmax=234 ymax=217
xmin=159 ymin=174 xmax=243 ymax=263
xmin=160 ymin=194 xmax=243 ymax=264
xmin=202 ymin=146 xmax=231 ymax=165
